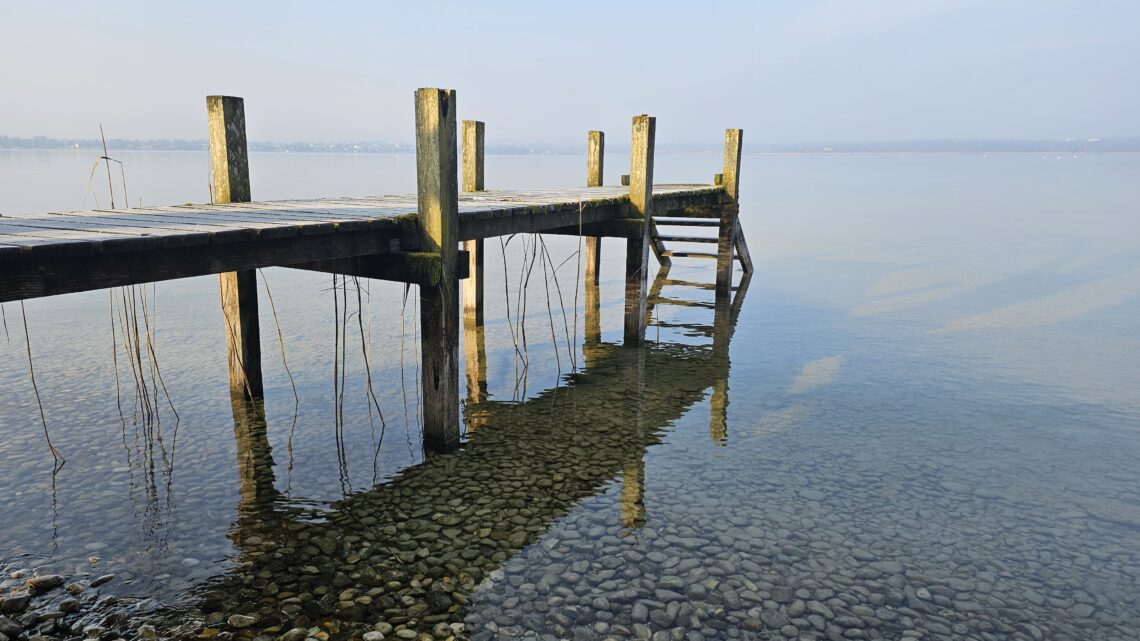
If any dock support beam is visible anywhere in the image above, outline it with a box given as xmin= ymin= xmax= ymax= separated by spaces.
xmin=623 ymin=115 xmax=655 ymax=346
xmin=416 ymin=88 xmax=461 ymax=452
xmin=208 ymin=95 xmax=262 ymax=398
xmin=716 ymin=129 xmax=743 ymax=292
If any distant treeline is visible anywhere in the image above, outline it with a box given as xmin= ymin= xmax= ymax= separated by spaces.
xmin=3 ymin=135 xmax=1138 ymax=154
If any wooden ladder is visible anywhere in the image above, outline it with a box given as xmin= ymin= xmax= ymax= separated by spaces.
xmin=651 ymin=214 xmax=753 ymax=271
xmin=620 ymin=170 xmax=754 ymax=274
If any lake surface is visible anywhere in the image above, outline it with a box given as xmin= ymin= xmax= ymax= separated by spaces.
xmin=1 ymin=149 xmax=1138 ymax=641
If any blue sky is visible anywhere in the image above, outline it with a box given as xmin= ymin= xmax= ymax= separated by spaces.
xmin=2 ymin=1 xmax=1137 ymax=144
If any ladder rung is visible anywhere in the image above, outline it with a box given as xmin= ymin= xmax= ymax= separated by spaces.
xmin=660 ymin=250 xmax=721 ymax=259
xmin=657 ymin=209 xmax=721 ymax=218
xmin=656 ymin=235 xmax=718 ymax=243
xmin=654 ymin=218 xmax=720 ymax=227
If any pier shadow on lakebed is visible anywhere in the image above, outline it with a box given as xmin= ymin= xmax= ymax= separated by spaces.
xmin=160 ymin=271 xmax=750 ymax=640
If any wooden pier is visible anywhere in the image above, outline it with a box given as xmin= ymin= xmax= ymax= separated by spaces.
xmin=0 ymin=88 xmax=751 ymax=452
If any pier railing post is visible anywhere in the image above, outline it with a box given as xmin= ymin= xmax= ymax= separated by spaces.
xmin=623 ymin=115 xmax=655 ymax=346
xmin=716 ymin=129 xmax=743 ymax=292
xmin=416 ymin=88 xmax=461 ymax=452
xmin=208 ymin=95 xmax=262 ymax=397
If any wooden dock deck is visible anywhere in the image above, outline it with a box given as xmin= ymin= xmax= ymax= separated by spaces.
xmin=1 ymin=88 xmax=751 ymax=453
xmin=0 ymin=185 xmax=725 ymax=301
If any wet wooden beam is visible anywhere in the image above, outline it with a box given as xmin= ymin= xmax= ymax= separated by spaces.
xmin=542 ymin=219 xmax=644 ymax=238
xmin=0 ymin=222 xmax=417 ymax=303
xmin=716 ymin=129 xmax=743 ymax=291
xmin=208 ymin=95 xmax=262 ymax=398
xmin=415 ymin=87 xmax=461 ymax=452
xmin=461 ymin=120 xmax=485 ymax=325
xmin=585 ymin=131 xmax=604 ymax=286
xmin=288 ymin=250 xmax=468 ymax=286
xmin=624 ymin=115 xmax=655 ymax=347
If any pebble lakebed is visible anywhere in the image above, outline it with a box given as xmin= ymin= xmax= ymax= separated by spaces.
xmin=3 ymin=327 xmax=1139 ymax=641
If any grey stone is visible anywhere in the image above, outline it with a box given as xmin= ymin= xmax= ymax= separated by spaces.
xmin=227 ymin=614 xmax=257 ymax=629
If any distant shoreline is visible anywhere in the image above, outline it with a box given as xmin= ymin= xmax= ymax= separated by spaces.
xmin=3 ymin=134 xmax=1139 ymax=155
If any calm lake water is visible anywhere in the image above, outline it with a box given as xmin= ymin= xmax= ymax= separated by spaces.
xmin=1 ymin=149 xmax=1139 ymax=641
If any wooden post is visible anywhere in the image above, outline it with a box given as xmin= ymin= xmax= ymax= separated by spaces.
xmin=461 ymin=120 xmax=485 ymax=324
xmin=623 ymin=115 xmax=655 ymax=346
xmin=716 ymin=129 xmax=743 ymax=292
xmin=584 ymin=131 xmax=604 ymax=286
xmin=208 ymin=95 xmax=262 ymax=397
xmin=416 ymin=88 xmax=461 ymax=452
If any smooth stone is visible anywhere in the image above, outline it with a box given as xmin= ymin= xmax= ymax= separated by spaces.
xmin=228 ymin=615 xmax=257 ymax=629
xmin=0 ymin=596 xmax=29 ymax=614
xmin=0 ymin=617 xmax=21 ymax=637
xmin=26 ymin=575 xmax=64 ymax=594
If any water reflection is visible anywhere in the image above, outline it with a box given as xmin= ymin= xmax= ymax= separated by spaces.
xmin=168 ymin=267 xmax=750 ymax=639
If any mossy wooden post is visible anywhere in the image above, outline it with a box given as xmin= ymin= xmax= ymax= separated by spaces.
xmin=208 ymin=95 xmax=262 ymax=398
xmin=583 ymin=130 xmax=605 ymax=345
xmin=623 ymin=115 xmax=655 ymax=346
xmin=416 ymin=88 xmax=461 ymax=452
xmin=461 ymin=120 xmax=488 ymax=426
xmin=715 ymin=129 xmax=743 ymax=292
xmin=461 ymin=120 xmax=485 ymax=324
xmin=585 ymin=131 xmax=604 ymax=285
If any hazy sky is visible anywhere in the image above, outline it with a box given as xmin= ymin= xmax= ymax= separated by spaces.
xmin=2 ymin=1 xmax=1137 ymax=144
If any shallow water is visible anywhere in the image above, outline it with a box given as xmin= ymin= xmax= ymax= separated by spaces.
xmin=1 ymin=150 xmax=1139 ymax=640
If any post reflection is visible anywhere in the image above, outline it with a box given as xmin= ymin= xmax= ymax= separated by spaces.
xmin=192 ymin=266 xmax=750 ymax=640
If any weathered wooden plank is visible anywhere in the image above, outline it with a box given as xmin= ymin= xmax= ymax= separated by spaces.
xmin=585 ymin=130 xmax=604 ymax=286
xmin=624 ymin=115 xmax=655 ymax=347
xmin=416 ymin=87 xmax=461 ymax=452
xmin=0 ymin=229 xmax=155 ymax=254
xmin=0 ymin=233 xmax=102 ymax=257
xmin=716 ymin=129 xmax=743 ymax=291
xmin=208 ymin=95 xmax=262 ymax=397
xmin=0 ymin=217 xmax=215 ymax=248
xmin=132 ymin=208 xmax=318 ymax=237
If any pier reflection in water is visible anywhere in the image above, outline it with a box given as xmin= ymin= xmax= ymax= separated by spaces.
xmin=196 ymin=268 xmax=749 ymax=640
